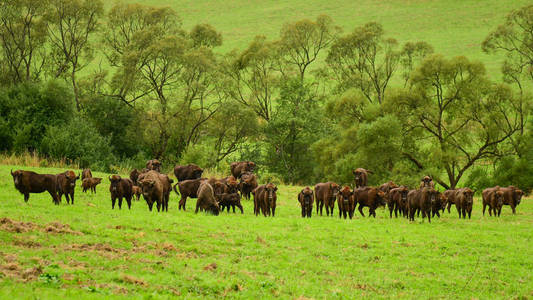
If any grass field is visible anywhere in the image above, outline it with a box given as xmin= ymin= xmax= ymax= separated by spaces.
xmin=116 ymin=0 xmax=532 ymax=78
xmin=0 ymin=165 xmax=531 ymax=299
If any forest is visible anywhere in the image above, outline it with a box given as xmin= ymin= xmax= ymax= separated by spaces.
xmin=1 ymin=0 xmax=532 ymax=191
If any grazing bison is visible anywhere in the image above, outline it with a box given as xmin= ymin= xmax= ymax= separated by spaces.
xmin=218 ymin=193 xmax=243 ymax=214
xmin=499 ymin=186 xmax=524 ymax=214
xmin=298 ymin=187 xmax=314 ymax=218
xmin=129 ymin=169 xmax=141 ymax=186
xmin=482 ymin=186 xmax=504 ymax=217
xmin=387 ymin=186 xmax=409 ymax=218
xmin=231 ymin=161 xmax=256 ymax=179
xmin=419 ymin=176 xmax=435 ymax=189
xmin=353 ymin=168 xmax=371 ymax=188
xmin=455 ymin=188 xmax=474 ymax=219
xmin=146 ymin=159 xmax=162 ymax=172
xmin=82 ymin=177 xmax=102 ymax=193
xmin=109 ymin=175 xmax=133 ymax=210
xmin=337 ymin=186 xmax=355 ymax=219
xmin=174 ymin=164 xmax=203 ymax=182
xmin=81 ymin=169 xmax=92 ymax=181
xmin=407 ymin=187 xmax=438 ymax=222
xmin=138 ymin=171 xmax=168 ymax=212
xmin=314 ymin=182 xmax=340 ymax=216
xmin=253 ymin=183 xmax=277 ymax=217
xmin=173 ymin=178 xmax=207 ymax=210
xmin=354 ymin=187 xmax=386 ymax=218
xmin=196 ymin=182 xmax=220 ymax=215
xmin=11 ymin=170 xmax=60 ymax=204
xmin=132 ymin=185 xmax=142 ymax=201
xmin=56 ymin=171 xmax=79 ymax=205
xmin=239 ymin=172 xmax=258 ymax=200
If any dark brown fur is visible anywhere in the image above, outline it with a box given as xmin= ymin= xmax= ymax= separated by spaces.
xmin=352 ymin=168 xmax=371 ymax=188
xmin=499 ymin=186 xmax=524 ymax=214
xmin=354 ymin=187 xmax=386 ymax=218
xmin=129 ymin=169 xmax=141 ymax=186
xmin=455 ymin=188 xmax=474 ymax=219
xmin=146 ymin=159 xmax=161 ymax=172
xmin=11 ymin=170 xmax=60 ymax=204
xmin=407 ymin=187 xmax=438 ymax=222
xmin=231 ymin=161 xmax=256 ymax=179
xmin=482 ymin=186 xmax=504 ymax=217
xmin=138 ymin=171 xmax=167 ymax=212
xmin=109 ymin=175 xmax=133 ymax=210
xmin=253 ymin=183 xmax=277 ymax=217
xmin=132 ymin=185 xmax=142 ymax=201
xmin=196 ymin=182 xmax=220 ymax=215
xmin=387 ymin=186 xmax=409 ymax=218
xmin=314 ymin=182 xmax=340 ymax=216
xmin=82 ymin=177 xmax=102 ymax=193
xmin=337 ymin=186 xmax=355 ymax=219
xmin=173 ymin=178 xmax=207 ymax=210
xmin=81 ymin=169 xmax=92 ymax=181
xmin=174 ymin=164 xmax=203 ymax=182
xmin=239 ymin=172 xmax=258 ymax=200
xmin=56 ymin=170 xmax=79 ymax=205
xmin=419 ymin=176 xmax=435 ymax=189
xmin=218 ymin=193 xmax=243 ymax=214
xmin=298 ymin=187 xmax=314 ymax=218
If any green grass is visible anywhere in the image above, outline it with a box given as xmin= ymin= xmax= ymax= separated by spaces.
xmin=0 ymin=165 xmax=531 ymax=298
xmin=116 ymin=0 xmax=531 ymax=78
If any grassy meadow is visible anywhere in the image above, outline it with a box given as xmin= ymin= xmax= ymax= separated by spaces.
xmin=0 ymin=165 xmax=531 ymax=299
xmin=118 ymin=0 xmax=532 ymax=78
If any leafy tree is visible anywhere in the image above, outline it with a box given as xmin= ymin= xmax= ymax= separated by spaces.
xmin=46 ymin=0 xmax=104 ymax=111
xmin=390 ymin=55 xmax=523 ymax=189
xmin=400 ymin=41 xmax=433 ymax=87
xmin=0 ymin=0 xmax=49 ymax=84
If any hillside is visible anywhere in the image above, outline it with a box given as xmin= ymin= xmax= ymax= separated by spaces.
xmin=121 ymin=0 xmax=531 ymax=78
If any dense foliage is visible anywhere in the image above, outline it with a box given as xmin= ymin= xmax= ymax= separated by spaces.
xmin=0 ymin=1 xmax=532 ymax=192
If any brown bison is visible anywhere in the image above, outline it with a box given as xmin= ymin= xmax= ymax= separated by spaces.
xmin=455 ymin=188 xmax=474 ymax=219
xmin=146 ymin=159 xmax=162 ymax=172
xmin=379 ymin=181 xmax=398 ymax=195
xmin=298 ymin=187 xmax=314 ymax=218
xmin=81 ymin=169 xmax=92 ymax=180
xmin=407 ymin=187 xmax=438 ymax=222
xmin=196 ymin=182 xmax=220 ymax=215
xmin=129 ymin=169 xmax=141 ymax=186
xmin=337 ymin=186 xmax=355 ymax=219
xmin=239 ymin=172 xmax=258 ymax=200
xmin=499 ymin=186 xmax=524 ymax=214
xmin=109 ymin=175 xmax=133 ymax=210
xmin=173 ymin=178 xmax=207 ymax=210
xmin=56 ymin=170 xmax=79 ymax=205
xmin=314 ymin=182 xmax=340 ymax=216
xmin=132 ymin=185 xmax=142 ymax=201
xmin=138 ymin=170 xmax=172 ymax=212
xmin=354 ymin=187 xmax=386 ymax=218
xmin=353 ymin=168 xmax=371 ymax=188
xmin=431 ymin=191 xmax=447 ymax=218
xmin=387 ymin=186 xmax=409 ymax=218
xmin=82 ymin=177 xmax=102 ymax=193
xmin=174 ymin=164 xmax=203 ymax=182
xmin=253 ymin=183 xmax=277 ymax=217
xmin=231 ymin=161 xmax=256 ymax=179
xmin=11 ymin=170 xmax=60 ymax=204
xmin=443 ymin=189 xmax=458 ymax=213
xmin=224 ymin=176 xmax=240 ymax=194
xmin=208 ymin=177 xmax=229 ymax=196
xmin=218 ymin=193 xmax=243 ymax=214
xmin=482 ymin=186 xmax=504 ymax=217
xmin=419 ymin=176 xmax=435 ymax=189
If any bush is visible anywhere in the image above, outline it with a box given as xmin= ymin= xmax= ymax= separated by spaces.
xmin=40 ymin=116 xmax=115 ymax=171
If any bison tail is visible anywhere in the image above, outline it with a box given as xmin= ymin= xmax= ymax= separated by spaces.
xmin=173 ymin=183 xmax=180 ymax=195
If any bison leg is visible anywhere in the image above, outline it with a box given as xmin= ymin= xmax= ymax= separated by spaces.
xmin=358 ymin=205 xmax=365 ymax=217
xmin=118 ymin=197 xmax=123 ymax=209
xmin=232 ymin=204 xmax=236 ymax=213
xmin=179 ymin=196 xmax=187 ymax=211
xmin=511 ymin=205 xmax=516 ymax=214
xmin=301 ymin=206 xmax=306 ymax=218
xmin=237 ymin=203 xmax=244 ymax=214
xmin=482 ymin=203 xmax=487 ymax=216
xmin=447 ymin=202 xmax=452 ymax=213
xmin=427 ymin=210 xmax=431 ymax=223
xmin=320 ymin=201 xmax=325 ymax=216
xmin=126 ymin=196 xmax=132 ymax=210
xmin=111 ymin=197 xmax=116 ymax=209
xmin=148 ymin=201 xmax=154 ymax=211
xmin=497 ymin=207 xmax=501 ymax=217
xmin=272 ymin=206 xmax=275 ymax=217
xmin=71 ymin=191 xmax=75 ymax=205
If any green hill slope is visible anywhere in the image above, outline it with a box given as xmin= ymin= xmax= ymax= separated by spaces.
xmin=120 ymin=0 xmax=530 ymax=78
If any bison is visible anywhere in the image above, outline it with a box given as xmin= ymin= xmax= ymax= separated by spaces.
xmin=109 ymin=175 xmax=133 ymax=210
xmin=224 ymin=176 xmax=240 ymax=194
xmin=56 ymin=170 xmax=79 ymax=205
xmin=443 ymin=189 xmax=458 ymax=213
xmin=138 ymin=171 xmax=170 ymax=212
xmin=132 ymin=185 xmax=142 ymax=201
xmin=314 ymin=182 xmax=340 ymax=216
xmin=337 ymin=186 xmax=355 ymax=219
xmin=218 ymin=193 xmax=243 ymax=214
xmin=239 ymin=172 xmax=258 ymax=200
xmin=173 ymin=178 xmax=207 ymax=210
xmin=82 ymin=177 xmax=102 ymax=193
xmin=353 ymin=168 xmax=371 ymax=188
xmin=298 ymin=187 xmax=314 ymax=218
xmin=354 ymin=187 xmax=386 ymax=218
xmin=407 ymin=187 xmax=438 ymax=222
xmin=455 ymin=188 xmax=474 ymax=219
xmin=419 ymin=176 xmax=435 ymax=189
xmin=499 ymin=186 xmax=524 ymax=214
xmin=482 ymin=186 xmax=504 ymax=217
xmin=81 ymin=169 xmax=92 ymax=181
xmin=231 ymin=161 xmax=256 ymax=179
xmin=431 ymin=191 xmax=447 ymax=218
xmin=129 ymin=169 xmax=141 ymax=186
xmin=174 ymin=164 xmax=203 ymax=182
xmin=253 ymin=183 xmax=277 ymax=217
xmin=146 ymin=159 xmax=162 ymax=172
xmin=379 ymin=181 xmax=398 ymax=196
xmin=11 ymin=170 xmax=60 ymax=204
xmin=196 ymin=182 xmax=220 ymax=215
xmin=387 ymin=186 xmax=409 ymax=218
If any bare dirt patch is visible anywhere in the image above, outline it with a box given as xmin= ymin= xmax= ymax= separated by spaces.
xmin=0 ymin=218 xmax=82 ymax=235
xmin=0 ymin=260 xmax=43 ymax=282
xmin=121 ymin=274 xmax=148 ymax=287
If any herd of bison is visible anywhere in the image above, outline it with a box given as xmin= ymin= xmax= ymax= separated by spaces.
xmin=9 ymin=162 xmax=525 ymax=222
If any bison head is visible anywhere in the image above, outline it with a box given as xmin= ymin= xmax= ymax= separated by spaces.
xmin=330 ymin=183 xmax=340 ymax=198
xmin=376 ymin=190 xmax=387 ymax=207
xmin=109 ymin=175 xmax=122 ymax=192
xmin=300 ymin=187 xmax=313 ymax=205
xmin=11 ymin=169 xmax=23 ymax=186
xmin=439 ymin=192 xmax=448 ymax=211
xmin=421 ymin=176 xmax=433 ymax=188
xmin=139 ymin=179 xmax=156 ymax=198
xmin=226 ymin=176 xmax=239 ymax=193
xmin=213 ymin=181 xmax=227 ymax=196
xmin=512 ymin=187 xmax=524 ymax=205
xmin=192 ymin=165 xmax=204 ymax=179
xmin=463 ymin=188 xmax=474 ymax=205
xmin=265 ymin=183 xmax=277 ymax=206
xmin=339 ymin=186 xmax=352 ymax=203
xmin=93 ymin=177 xmax=102 ymax=185
xmin=247 ymin=161 xmax=256 ymax=172
xmin=65 ymin=170 xmax=79 ymax=188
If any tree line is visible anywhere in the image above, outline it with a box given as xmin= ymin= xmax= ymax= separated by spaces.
xmin=1 ymin=1 xmax=532 ymax=192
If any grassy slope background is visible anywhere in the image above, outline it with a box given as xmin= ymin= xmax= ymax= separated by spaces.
xmin=0 ymin=165 xmax=531 ymax=298
xmin=120 ymin=0 xmax=531 ymax=78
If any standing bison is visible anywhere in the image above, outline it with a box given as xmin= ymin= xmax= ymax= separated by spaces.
xmin=129 ymin=169 xmax=141 ymax=186
xmin=499 ymin=186 xmax=524 ymax=214
xmin=352 ymin=168 xmax=371 ymax=188
xmin=56 ymin=171 xmax=79 ymax=204
xmin=454 ymin=188 xmax=474 ymax=219
xmin=407 ymin=187 xmax=438 ymax=222
xmin=387 ymin=186 xmax=409 ymax=218
xmin=218 ymin=193 xmax=243 ymax=214
xmin=298 ymin=187 xmax=314 ymax=218
xmin=146 ymin=159 xmax=162 ymax=172
xmin=81 ymin=169 xmax=92 ymax=181
xmin=231 ymin=161 xmax=256 ymax=179
xmin=11 ymin=170 xmax=60 ymax=204
xmin=419 ymin=176 xmax=435 ymax=189
xmin=354 ymin=187 xmax=386 ymax=218
xmin=174 ymin=178 xmax=207 ymax=210
xmin=337 ymin=186 xmax=355 ymax=219
xmin=314 ymin=182 xmax=340 ymax=216
xmin=482 ymin=186 xmax=504 ymax=217
xmin=174 ymin=164 xmax=203 ymax=182
xmin=82 ymin=177 xmax=102 ymax=193
xmin=239 ymin=172 xmax=258 ymax=200
xmin=196 ymin=182 xmax=220 ymax=215
xmin=138 ymin=171 xmax=172 ymax=212
xmin=109 ymin=175 xmax=134 ymax=210
xmin=253 ymin=183 xmax=277 ymax=217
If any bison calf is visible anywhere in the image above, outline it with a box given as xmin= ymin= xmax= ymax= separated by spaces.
xmin=82 ymin=177 xmax=102 ymax=193
xmin=218 ymin=193 xmax=243 ymax=214
xmin=109 ymin=175 xmax=133 ymax=210
xmin=298 ymin=187 xmax=314 ymax=218
xmin=337 ymin=186 xmax=355 ymax=219
xmin=132 ymin=185 xmax=142 ymax=201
